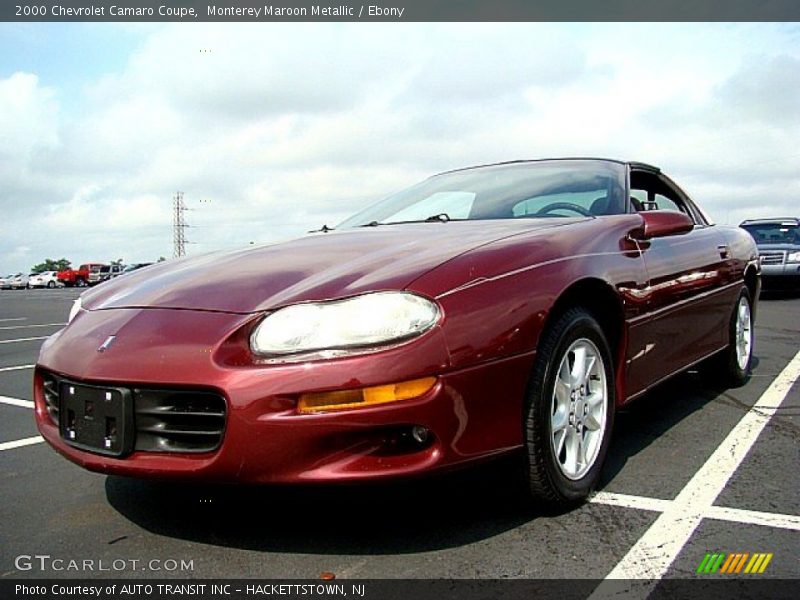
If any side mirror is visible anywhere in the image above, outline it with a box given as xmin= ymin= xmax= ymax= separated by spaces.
xmin=635 ymin=210 xmax=694 ymax=240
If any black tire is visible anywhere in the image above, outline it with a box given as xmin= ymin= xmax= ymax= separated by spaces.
xmin=706 ymin=287 xmax=753 ymax=388
xmin=524 ymin=307 xmax=615 ymax=507
xmin=47 ymin=281 xmax=55 ymax=289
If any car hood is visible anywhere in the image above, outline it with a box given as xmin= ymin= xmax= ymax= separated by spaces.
xmin=82 ymin=219 xmax=575 ymax=314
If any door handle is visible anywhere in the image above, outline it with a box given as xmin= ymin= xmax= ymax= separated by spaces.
xmin=717 ymin=244 xmax=730 ymax=259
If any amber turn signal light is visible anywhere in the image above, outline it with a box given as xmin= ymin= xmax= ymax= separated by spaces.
xmin=298 ymin=377 xmax=437 ymax=414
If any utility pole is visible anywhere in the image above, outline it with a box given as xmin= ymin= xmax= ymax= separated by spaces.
xmin=172 ymin=191 xmax=189 ymax=258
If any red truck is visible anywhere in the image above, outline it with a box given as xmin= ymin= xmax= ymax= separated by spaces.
xmin=57 ymin=263 xmax=105 ymax=287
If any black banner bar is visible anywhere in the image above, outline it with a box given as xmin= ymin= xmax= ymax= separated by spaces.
xmin=3 ymin=1 xmax=800 ymax=22
xmin=3 ymin=579 xmax=800 ymax=600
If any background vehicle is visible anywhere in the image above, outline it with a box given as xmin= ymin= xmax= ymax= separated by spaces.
xmin=9 ymin=273 xmax=30 ymax=289
xmin=115 ymin=262 xmax=154 ymax=278
xmin=28 ymin=271 xmax=62 ymax=289
xmin=90 ymin=264 xmax=125 ymax=285
xmin=0 ymin=274 xmax=13 ymax=289
xmin=740 ymin=217 xmax=800 ymax=288
xmin=35 ymin=159 xmax=760 ymax=508
xmin=58 ymin=263 xmax=105 ymax=287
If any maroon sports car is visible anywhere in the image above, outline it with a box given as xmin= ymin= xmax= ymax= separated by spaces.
xmin=35 ymin=159 xmax=760 ymax=505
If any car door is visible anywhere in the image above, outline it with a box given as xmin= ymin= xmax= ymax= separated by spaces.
xmin=625 ymin=172 xmax=734 ymax=397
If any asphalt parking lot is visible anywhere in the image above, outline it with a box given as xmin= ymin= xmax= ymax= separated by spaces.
xmin=0 ymin=288 xmax=798 ymax=584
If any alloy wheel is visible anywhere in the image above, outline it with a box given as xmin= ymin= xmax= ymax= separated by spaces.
xmin=735 ymin=297 xmax=752 ymax=371
xmin=550 ymin=338 xmax=608 ymax=480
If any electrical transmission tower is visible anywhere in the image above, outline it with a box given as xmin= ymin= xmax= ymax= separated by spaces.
xmin=172 ymin=191 xmax=190 ymax=258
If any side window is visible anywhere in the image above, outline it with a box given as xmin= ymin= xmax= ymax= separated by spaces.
xmin=629 ymin=172 xmax=692 ymax=219
xmin=653 ymin=193 xmax=683 ymax=213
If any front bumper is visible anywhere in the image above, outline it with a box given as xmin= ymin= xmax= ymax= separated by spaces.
xmin=35 ymin=307 xmax=531 ymax=483
xmin=760 ymin=263 xmax=800 ymax=278
xmin=760 ymin=263 xmax=800 ymax=288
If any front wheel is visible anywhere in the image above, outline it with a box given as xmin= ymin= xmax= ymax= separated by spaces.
xmin=47 ymin=281 xmax=55 ymax=288
xmin=524 ymin=308 xmax=615 ymax=506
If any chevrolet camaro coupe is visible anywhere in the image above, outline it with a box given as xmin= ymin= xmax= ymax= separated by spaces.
xmin=35 ymin=159 xmax=760 ymax=505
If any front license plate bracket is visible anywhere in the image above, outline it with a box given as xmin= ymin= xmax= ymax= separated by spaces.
xmin=59 ymin=382 xmax=134 ymax=457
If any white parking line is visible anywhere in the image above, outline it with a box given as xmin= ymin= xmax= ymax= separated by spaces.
xmin=706 ymin=505 xmax=800 ymax=532
xmin=0 ymin=318 xmax=27 ymax=322
xmin=0 ymin=436 xmax=44 ymax=452
xmin=591 ymin=491 xmax=671 ymax=512
xmin=0 ymin=336 xmax=49 ymax=344
xmin=0 ymin=365 xmax=35 ymax=373
xmin=591 ymin=491 xmax=800 ymax=531
xmin=590 ymin=349 xmax=800 ymax=592
xmin=0 ymin=322 xmax=65 ymax=330
xmin=0 ymin=396 xmax=35 ymax=409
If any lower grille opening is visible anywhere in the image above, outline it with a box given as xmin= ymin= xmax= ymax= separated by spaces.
xmin=133 ymin=389 xmax=226 ymax=453
xmin=38 ymin=371 xmax=226 ymax=455
xmin=42 ymin=374 xmax=60 ymax=425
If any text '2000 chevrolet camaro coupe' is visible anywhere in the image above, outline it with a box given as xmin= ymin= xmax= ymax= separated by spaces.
xmin=35 ymin=159 xmax=760 ymax=505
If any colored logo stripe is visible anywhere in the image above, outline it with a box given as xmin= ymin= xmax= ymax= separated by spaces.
xmin=696 ymin=553 xmax=726 ymax=573
xmin=744 ymin=553 xmax=773 ymax=574
xmin=697 ymin=552 xmax=773 ymax=574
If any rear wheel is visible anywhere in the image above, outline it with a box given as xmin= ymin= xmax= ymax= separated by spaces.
xmin=524 ymin=308 xmax=615 ymax=506
xmin=707 ymin=287 xmax=753 ymax=387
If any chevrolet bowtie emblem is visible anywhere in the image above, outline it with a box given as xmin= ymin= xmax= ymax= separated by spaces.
xmin=97 ymin=335 xmax=117 ymax=353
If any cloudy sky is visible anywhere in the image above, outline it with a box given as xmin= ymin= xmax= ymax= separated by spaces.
xmin=0 ymin=22 xmax=798 ymax=274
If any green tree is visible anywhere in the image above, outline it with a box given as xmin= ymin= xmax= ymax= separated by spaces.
xmin=31 ymin=258 xmax=71 ymax=273
xmin=111 ymin=258 xmax=124 ymax=266
xmin=157 ymin=256 xmax=167 ymax=262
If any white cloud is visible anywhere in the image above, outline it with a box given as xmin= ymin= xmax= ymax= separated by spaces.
xmin=0 ymin=22 xmax=799 ymax=272
xmin=0 ymin=71 xmax=59 ymax=160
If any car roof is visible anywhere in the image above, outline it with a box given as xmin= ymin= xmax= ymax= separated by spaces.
xmin=740 ymin=217 xmax=799 ymax=226
xmin=434 ymin=158 xmax=661 ymax=177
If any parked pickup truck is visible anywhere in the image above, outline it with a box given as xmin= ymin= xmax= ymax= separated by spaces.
xmin=57 ymin=263 xmax=106 ymax=287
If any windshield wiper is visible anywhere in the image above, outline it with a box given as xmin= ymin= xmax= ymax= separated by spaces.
xmin=308 ymin=224 xmax=335 ymax=233
xmin=359 ymin=214 xmax=454 ymax=227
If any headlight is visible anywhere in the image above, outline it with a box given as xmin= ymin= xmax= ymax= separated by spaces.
xmin=68 ymin=298 xmax=82 ymax=323
xmin=787 ymin=251 xmax=800 ymax=263
xmin=250 ymin=291 xmax=440 ymax=356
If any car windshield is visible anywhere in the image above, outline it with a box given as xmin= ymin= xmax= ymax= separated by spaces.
xmin=337 ymin=160 xmax=626 ymax=228
xmin=742 ymin=223 xmax=799 ymax=245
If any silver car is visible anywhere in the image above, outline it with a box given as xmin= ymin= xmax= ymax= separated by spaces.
xmin=740 ymin=217 xmax=800 ymax=288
